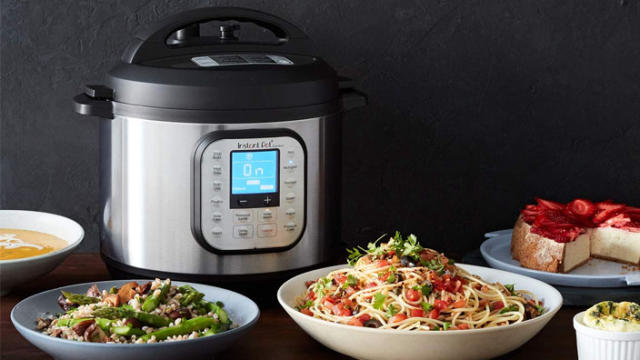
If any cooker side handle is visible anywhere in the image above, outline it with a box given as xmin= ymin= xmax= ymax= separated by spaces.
xmin=73 ymin=85 xmax=114 ymax=119
xmin=339 ymin=77 xmax=367 ymax=111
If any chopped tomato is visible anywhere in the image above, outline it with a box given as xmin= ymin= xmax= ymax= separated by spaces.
xmin=300 ymin=308 xmax=313 ymax=316
xmin=375 ymin=259 xmax=390 ymax=268
xmin=306 ymin=290 xmax=316 ymax=300
xmin=358 ymin=313 xmax=371 ymax=322
xmin=344 ymin=286 xmax=358 ymax=297
xmin=389 ymin=313 xmax=408 ymax=324
xmin=410 ymin=308 xmax=424 ymax=318
xmin=434 ymin=299 xmax=449 ymax=311
xmin=456 ymin=323 xmax=469 ymax=330
xmin=366 ymin=282 xmax=378 ymax=288
xmin=342 ymin=298 xmax=356 ymax=308
xmin=452 ymin=300 xmax=467 ymax=308
xmin=387 ymin=250 xmax=396 ymax=256
xmin=322 ymin=295 xmax=337 ymax=304
xmin=405 ymin=289 xmax=421 ymax=302
xmin=379 ymin=272 xmax=391 ymax=282
xmin=492 ymin=301 xmax=505 ymax=310
xmin=331 ymin=303 xmax=352 ymax=316
xmin=347 ymin=318 xmax=363 ymax=327
xmin=478 ymin=299 xmax=489 ymax=307
xmin=334 ymin=274 xmax=347 ymax=284
xmin=420 ymin=250 xmax=436 ymax=262
xmin=304 ymin=280 xmax=317 ymax=287
xmin=428 ymin=309 xmax=440 ymax=319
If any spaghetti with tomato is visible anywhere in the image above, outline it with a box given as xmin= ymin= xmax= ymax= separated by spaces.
xmin=296 ymin=233 xmax=544 ymax=330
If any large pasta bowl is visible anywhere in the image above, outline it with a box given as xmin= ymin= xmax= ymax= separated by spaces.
xmin=277 ymin=264 xmax=562 ymax=360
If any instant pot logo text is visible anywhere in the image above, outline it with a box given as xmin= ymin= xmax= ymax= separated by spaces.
xmin=236 ymin=139 xmax=283 ymax=149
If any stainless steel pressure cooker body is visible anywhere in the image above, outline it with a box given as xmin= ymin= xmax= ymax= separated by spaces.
xmin=73 ymin=7 xmax=366 ymax=280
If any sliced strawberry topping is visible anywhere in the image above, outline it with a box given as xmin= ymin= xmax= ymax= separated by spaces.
xmin=566 ymin=199 xmax=596 ymax=218
xmin=593 ymin=202 xmax=626 ymax=224
xmin=535 ymin=198 xmax=564 ymax=210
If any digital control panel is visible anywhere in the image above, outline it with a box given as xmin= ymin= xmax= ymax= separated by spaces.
xmin=191 ymin=54 xmax=294 ymax=67
xmin=193 ymin=131 xmax=305 ymax=252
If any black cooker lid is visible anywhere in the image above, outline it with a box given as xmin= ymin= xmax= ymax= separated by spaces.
xmin=74 ymin=7 xmax=366 ymax=122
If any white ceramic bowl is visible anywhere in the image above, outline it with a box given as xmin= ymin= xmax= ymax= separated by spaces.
xmin=573 ymin=311 xmax=640 ymax=360
xmin=0 ymin=210 xmax=84 ymax=295
xmin=278 ymin=263 xmax=563 ymax=360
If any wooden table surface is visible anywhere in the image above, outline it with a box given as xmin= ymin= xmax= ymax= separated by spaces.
xmin=1 ymin=253 xmax=583 ymax=359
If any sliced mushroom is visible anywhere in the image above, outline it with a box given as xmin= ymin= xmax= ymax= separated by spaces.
xmin=123 ymin=317 xmax=142 ymax=328
xmin=57 ymin=295 xmax=74 ymax=311
xmin=117 ymin=281 xmax=139 ymax=304
xmin=72 ymin=319 xmax=95 ymax=336
xmin=136 ymin=282 xmax=151 ymax=295
xmin=103 ymin=293 xmax=121 ymax=307
xmin=168 ymin=308 xmax=192 ymax=320
xmin=36 ymin=317 xmax=52 ymax=330
xmin=86 ymin=284 xmax=101 ymax=298
xmin=83 ymin=323 xmax=108 ymax=343
xmin=363 ymin=319 xmax=383 ymax=328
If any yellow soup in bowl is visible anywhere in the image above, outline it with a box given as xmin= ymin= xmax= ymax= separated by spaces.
xmin=0 ymin=229 xmax=67 ymax=260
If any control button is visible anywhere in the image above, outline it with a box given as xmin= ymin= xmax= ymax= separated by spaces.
xmin=211 ymin=150 xmax=223 ymax=160
xmin=212 ymin=165 xmax=223 ymax=176
xmin=233 ymin=225 xmax=254 ymax=238
xmin=259 ymin=208 xmax=276 ymax=222
xmin=241 ymin=54 xmax=276 ymax=64
xmin=263 ymin=195 xmax=273 ymax=205
xmin=284 ymin=222 xmax=297 ymax=232
xmin=211 ymin=197 xmax=223 ymax=206
xmin=211 ymin=227 xmax=223 ymax=236
xmin=285 ymin=192 xmax=296 ymax=202
xmin=211 ymin=55 xmax=248 ymax=65
xmin=237 ymin=199 xmax=249 ymax=207
xmin=283 ymin=160 xmax=297 ymax=172
xmin=266 ymin=55 xmax=294 ymax=65
xmin=285 ymin=208 xmax=296 ymax=217
xmin=212 ymin=181 xmax=222 ymax=192
xmin=233 ymin=210 xmax=253 ymax=224
xmin=191 ymin=56 xmax=218 ymax=67
xmin=286 ymin=150 xmax=295 ymax=158
xmin=284 ymin=178 xmax=296 ymax=187
xmin=258 ymin=224 xmax=277 ymax=237
xmin=212 ymin=212 xmax=222 ymax=222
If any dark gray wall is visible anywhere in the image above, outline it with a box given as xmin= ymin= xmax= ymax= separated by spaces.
xmin=2 ymin=0 xmax=640 ymax=256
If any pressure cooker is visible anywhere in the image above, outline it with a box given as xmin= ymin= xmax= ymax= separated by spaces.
xmin=73 ymin=7 xmax=366 ymax=280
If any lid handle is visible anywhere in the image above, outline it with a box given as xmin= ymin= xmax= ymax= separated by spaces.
xmin=123 ymin=7 xmax=310 ymax=64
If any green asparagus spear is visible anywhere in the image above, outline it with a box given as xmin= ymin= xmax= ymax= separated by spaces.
xmin=178 ymin=285 xmax=205 ymax=306
xmin=204 ymin=301 xmax=230 ymax=328
xmin=61 ymin=291 xmax=100 ymax=305
xmin=56 ymin=317 xmax=112 ymax=332
xmin=92 ymin=307 xmax=170 ymax=328
xmin=141 ymin=280 xmax=171 ymax=312
xmin=111 ymin=325 xmax=145 ymax=337
xmin=140 ymin=317 xmax=220 ymax=341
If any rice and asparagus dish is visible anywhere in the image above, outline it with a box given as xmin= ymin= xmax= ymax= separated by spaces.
xmin=36 ymin=279 xmax=232 ymax=343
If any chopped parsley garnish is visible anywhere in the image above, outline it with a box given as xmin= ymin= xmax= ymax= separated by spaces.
xmin=504 ymin=284 xmax=516 ymax=296
xmin=346 ymin=248 xmax=364 ymax=266
xmin=386 ymin=304 xmax=399 ymax=317
xmin=313 ymin=277 xmax=332 ymax=298
xmin=499 ymin=305 xmax=519 ymax=314
xmin=421 ymin=302 xmax=433 ymax=312
xmin=535 ymin=304 xmax=545 ymax=314
xmin=296 ymin=300 xmax=314 ymax=310
xmin=373 ymin=293 xmax=386 ymax=310
xmin=442 ymin=321 xmax=451 ymax=331
xmin=342 ymin=274 xmax=359 ymax=289
xmin=412 ymin=283 xmax=432 ymax=296
xmin=386 ymin=266 xmax=396 ymax=283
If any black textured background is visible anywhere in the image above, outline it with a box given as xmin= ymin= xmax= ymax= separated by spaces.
xmin=2 ymin=0 xmax=640 ymax=256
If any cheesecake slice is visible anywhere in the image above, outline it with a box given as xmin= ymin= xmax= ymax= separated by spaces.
xmin=511 ymin=198 xmax=640 ymax=273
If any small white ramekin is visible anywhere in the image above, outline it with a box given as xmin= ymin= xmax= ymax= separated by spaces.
xmin=574 ymin=311 xmax=640 ymax=360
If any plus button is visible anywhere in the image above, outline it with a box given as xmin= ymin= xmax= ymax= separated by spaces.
xmin=263 ymin=196 xmax=272 ymax=205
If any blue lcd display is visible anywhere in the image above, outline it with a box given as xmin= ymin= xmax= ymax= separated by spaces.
xmin=231 ymin=150 xmax=279 ymax=194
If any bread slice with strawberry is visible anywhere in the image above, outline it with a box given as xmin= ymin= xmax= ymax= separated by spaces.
xmin=511 ymin=198 xmax=640 ymax=273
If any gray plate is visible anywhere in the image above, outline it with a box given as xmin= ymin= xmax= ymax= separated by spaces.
xmin=481 ymin=230 xmax=640 ymax=288
xmin=11 ymin=280 xmax=260 ymax=360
